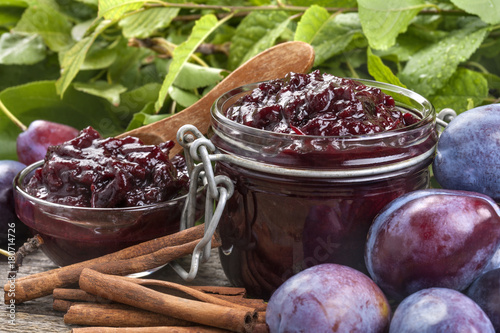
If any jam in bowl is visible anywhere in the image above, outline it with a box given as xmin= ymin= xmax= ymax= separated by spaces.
xmin=209 ymin=71 xmax=438 ymax=299
xmin=14 ymin=127 xmax=203 ymax=267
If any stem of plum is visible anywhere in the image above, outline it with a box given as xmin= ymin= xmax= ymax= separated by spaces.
xmin=0 ymin=98 xmax=27 ymax=131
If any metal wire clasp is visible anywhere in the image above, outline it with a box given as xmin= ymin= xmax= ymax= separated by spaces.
xmin=436 ymin=108 xmax=457 ymax=128
xmin=169 ymin=125 xmax=234 ymax=281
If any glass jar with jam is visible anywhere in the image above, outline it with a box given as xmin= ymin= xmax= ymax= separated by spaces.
xmin=209 ymin=71 xmax=438 ymax=299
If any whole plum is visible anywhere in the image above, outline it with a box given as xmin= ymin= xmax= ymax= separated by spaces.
xmin=365 ymin=189 xmax=500 ymax=301
xmin=266 ymin=263 xmax=390 ymax=333
xmin=0 ymin=160 xmax=29 ymax=248
xmin=466 ymin=268 xmax=500 ymax=330
xmin=389 ymin=287 xmax=495 ymax=332
xmin=485 ymin=247 xmax=500 ymax=272
xmin=17 ymin=120 xmax=79 ymax=165
xmin=432 ymin=104 xmax=500 ymax=202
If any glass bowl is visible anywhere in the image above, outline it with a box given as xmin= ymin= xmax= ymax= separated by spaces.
xmin=14 ymin=161 xmax=204 ymax=268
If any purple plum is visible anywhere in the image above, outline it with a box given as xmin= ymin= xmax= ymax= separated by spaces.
xmin=0 ymin=160 xmax=29 ymax=248
xmin=432 ymin=104 xmax=500 ymax=202
xmin=389 ymin=288 xmax=494 ymax=332
xmin=466 ymin=268 xmax=500 ymax=331
xmin=17 ymin=120 xmax=79 ymax=165
xmin=365 ymin=189 xmax=500 ymax=301
xmin=266 ymin=263 xmax=390 ymax=332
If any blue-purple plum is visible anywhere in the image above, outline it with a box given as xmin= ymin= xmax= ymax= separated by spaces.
xmin=266 ymin=263 xmax=390 ymax=333
xmin=484 ymin=247 xmax=500 ymax=272
xmin=389 ymin=288 xmax=495 ymax=333
xmin=0 ymin=160 xmax=29 ymax=247
xmin=17 ymin=120 xmax=79 ymax=165
xmin=466 ymin=268 xmax=500 ymax=331
xmin=365 ymin=189 xmax=500 ymax=301
xmin=432 ymin=104 xmax=500 ymax=202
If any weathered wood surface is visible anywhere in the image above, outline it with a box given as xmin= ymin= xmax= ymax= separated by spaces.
xmin=1 ymin=248 xmax=231 ymax=332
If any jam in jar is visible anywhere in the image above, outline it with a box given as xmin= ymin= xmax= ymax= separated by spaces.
xmin=209 ymin=72 xmax=438 ymax=299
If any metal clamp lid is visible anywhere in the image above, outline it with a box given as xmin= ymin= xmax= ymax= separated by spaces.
xmin=169 ymin=125 xmax=234 ymax=281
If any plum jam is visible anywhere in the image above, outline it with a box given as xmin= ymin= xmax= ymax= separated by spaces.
xmin=24 ymin=126 xmax=188 ymax=208
xmin=210 ymin=72 xmax=438 ymax=299
xmin=14 ymin=127 xmax=200 ymax=267
xmin=226 ymin=70 xmax=419 ymax=136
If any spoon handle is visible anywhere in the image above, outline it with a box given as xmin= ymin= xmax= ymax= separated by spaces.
xmin=119 ymin=41 xmax=315 ymax=155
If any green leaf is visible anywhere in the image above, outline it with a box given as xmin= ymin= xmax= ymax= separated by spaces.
xmin=450 ymin=0 xmax=500 ymax=25
xmin=400 ymin=21 xmax=490 ymax=97
xmin=0 ymin=0 xmax=28 ymax=7
xmin=73 ymin=81 xmax=127 ymax=106
xmin=0 ymin=5 xmax=25 ymax=30
xmin=482 ymin=72 xmax=500 ymax=91
xmin=125 ymin=102 xmax=169 ymax=131
xmin=294 ymin=5 xmax=330 ymax=44
xmin=358 ymin=0 xmax=430 ymax=50
xmin=107 ymin=38 xmax=153 ymax=89
xmin=228 ymin=11 xmax=290 ymax=70
xmin=0 ymin=80 xmax=125 ymax=159
xmin=155 ymin=14 xmax=228 ymax=111
xmin=14 ymin=0 xmax=73 ymax=52
xmin=108 ymin=83 xmax=161 ymax=128
xmin=173 ymin=62 xmax=225 ymax=90
xmin=169 ymin=85 xmax=199 ymax=108
xmin=0 ymin=32 xmax=46 ymax=65
xmin=98 ymin=0 xmax=145 ymax=21
xmin=296 ymin=10 xmax=363 ymax=66
xmin=0 ymin=54 xmax=59 ymax=91
xmin=119 ymin=7 xmax=179 ymax=38
xmin=289 ymin=0 xmax=357 ymax=6
xmin=430 ymin=68 xmax=488 ymax=113
xmin=81 ymin=41 xmax=118 ymax=70
xmin=56 ymin=19 xmax=113 ymax=96
xmin=367 ymin=48 xmax=406 ymax=88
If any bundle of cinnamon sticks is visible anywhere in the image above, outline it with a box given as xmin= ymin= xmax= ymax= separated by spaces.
xmin=4 ymin=224 xmax=211 ymax=304
xmin=54 ymin=271 xmax=268 ymax=332
xmin=2 ymin=224 xmax=269 ymax=332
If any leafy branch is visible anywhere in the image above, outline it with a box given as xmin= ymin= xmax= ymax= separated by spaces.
xmin=1 ymin=0 xmax=500 ymax=161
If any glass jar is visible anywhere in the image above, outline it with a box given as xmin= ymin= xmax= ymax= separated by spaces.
xmin=209 ymin=79 xmax=438 ymax=299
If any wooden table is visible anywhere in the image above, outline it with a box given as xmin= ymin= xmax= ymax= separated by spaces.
xmin=1 ymin=248 xmax=232 ymax=332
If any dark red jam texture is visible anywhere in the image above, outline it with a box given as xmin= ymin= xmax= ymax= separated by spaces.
xmin=25 ymin=127 xmax=188 ymax=208
xmin=225 ymin=70 xmax=419 ymax=136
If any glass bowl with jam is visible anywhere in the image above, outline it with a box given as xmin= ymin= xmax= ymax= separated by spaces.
xmin=209 ymin=70 xmax=438 ymax=299
xmin=14 ymin=127 xmax=203 ymax=267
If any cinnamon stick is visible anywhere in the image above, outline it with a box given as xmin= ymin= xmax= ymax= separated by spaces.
xmin=71 ymin=327 xmax=229 ymax=333
xmin=53 ymin=299 xmax=74 ymax=312
xmin=20 ymin=223 xmax=206 ymax=282
xmin=190 ymin=286 xmax=246 ymax=296
xmin=53 ymin=288 xmax=111 ymax=303
xmin=4 ymin=224 xmax=218 ymax=304
xmin=114 ymin=276 xmax=256 ymax=313
xmin=79 ymin=268 xmax=256 ymax=333
xmin=64 ymin=303 xmax=193 ymax=327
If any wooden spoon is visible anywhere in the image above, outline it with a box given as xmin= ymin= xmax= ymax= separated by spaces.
xmin=118 ymin=41 xmax=315 ymax=156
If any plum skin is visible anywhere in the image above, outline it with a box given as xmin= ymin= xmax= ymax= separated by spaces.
xmin=389 ymin=287 xmax=495 ymax=333
xmin=266 ymin=263 xmax=390 ymax=333
xmin=466 ymin=268 xmax=500 ymax=331
xmin=432 ymin=104 xmax=500 ymax=202
xmin=16 ymin=120 xmax=79 ymax=166
xmin=365 ymin=189 xmax=500 ymax=301
xmin=0 ymin=160 xmax=29 ymax=247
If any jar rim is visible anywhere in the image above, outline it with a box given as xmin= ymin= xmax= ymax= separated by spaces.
xmin=211 ymin=78 xmax=435 ymax=141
